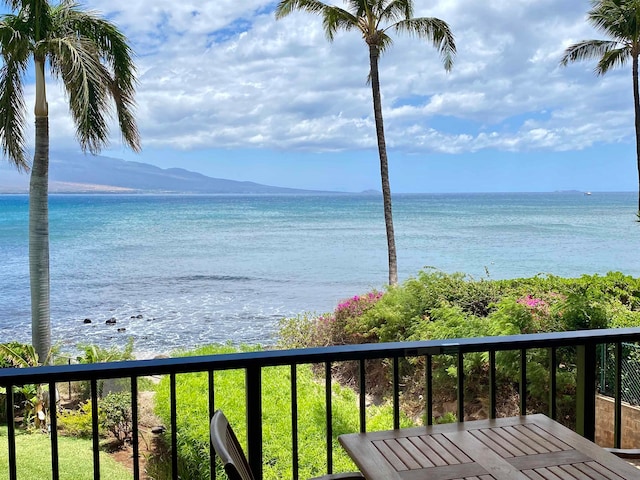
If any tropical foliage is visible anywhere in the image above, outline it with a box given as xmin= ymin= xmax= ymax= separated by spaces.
xmin=561 ymin=0 xmax=640 ymax=216
xmin=279 ymin=270 xmax=640 ymax=424
xmin=275 ymin=0 xmax=456 ymax=285
xmin=0 ymin=0 xmax=140 ymax=361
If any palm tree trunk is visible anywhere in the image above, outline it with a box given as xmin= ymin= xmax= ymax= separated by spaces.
xmin=30 ymin=116 xmax=51 ymax=363
xmin=369 ymin=44 xmax=398 ymax=286
xmin=30 ymin=57 xmax=51 ymax=363
xmin=633 ymin=52 xmax=640 ymax=215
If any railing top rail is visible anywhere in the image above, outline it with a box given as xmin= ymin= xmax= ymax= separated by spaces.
xmin=2 ymin=327 xmax=640 ymax=386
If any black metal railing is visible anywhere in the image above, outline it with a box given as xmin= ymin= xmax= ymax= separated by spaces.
xmin=2 ymin=326 xmax=640 ymax=480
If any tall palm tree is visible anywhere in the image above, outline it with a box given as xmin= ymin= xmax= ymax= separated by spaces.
xmin=561 ymin=0 xmax=640 ymax=216
xmin=275 ymin=0 xmax=455 ymax=285
xmin=0 ymin=0 xmax=140 ymax=362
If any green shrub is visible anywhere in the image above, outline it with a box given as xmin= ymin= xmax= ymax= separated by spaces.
xmin=74 ymin=339 xmax=135 ymax=399
xmin=57 ymin=401 xmax=98 ymax=438
xmin=57 ymin=393 xmax=132 ymax=446
xmin=100 ymin=392 xmax=132 ymax=445
xmin=277 ymin=313 xmax=323 ymax=348
xmin=76 ymin=338 xmax=135 ymax=364
xmin=277 ymin=270 xmax=640 ymax=428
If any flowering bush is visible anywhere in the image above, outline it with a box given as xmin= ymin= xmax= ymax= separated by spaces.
xmin=277 ymin=271 xmax=640 ymax=429
xmin=517 ymin=294 xmax=567 ymax=332
xmin=307 ymin=291 xmax=384 ymax=346
xmin=335 ymin=292 xmax=383 ymax=322
xmin=517 ymin=295 xmax=546 ymax=309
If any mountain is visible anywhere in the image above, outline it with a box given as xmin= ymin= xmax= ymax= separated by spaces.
xmin=0 ymin=153 xmax=326 ymax=194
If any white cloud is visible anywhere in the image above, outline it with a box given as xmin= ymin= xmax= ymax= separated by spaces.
xmin=23 ymin=1 xmax=637 ymax=158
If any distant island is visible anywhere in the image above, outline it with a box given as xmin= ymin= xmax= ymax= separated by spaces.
xmin=0 ymin=152 xmax=336 ymax=194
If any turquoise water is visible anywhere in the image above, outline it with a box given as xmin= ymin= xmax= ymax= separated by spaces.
xmin=0 ymin=192 xmax=638 ymax=355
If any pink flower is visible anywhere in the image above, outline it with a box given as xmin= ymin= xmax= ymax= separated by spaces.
xmin=335 ymin=291 xmax=383 ymax=319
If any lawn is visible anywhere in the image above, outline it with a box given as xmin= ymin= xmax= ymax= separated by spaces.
xmin=0 ymin=426 xmax=131 ymax=480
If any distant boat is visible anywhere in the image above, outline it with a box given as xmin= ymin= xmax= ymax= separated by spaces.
xmin=584 ymin=191 xmax=592 ymax=196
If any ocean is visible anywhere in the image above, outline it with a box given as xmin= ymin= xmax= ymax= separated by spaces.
xmin=0 ymin=192 xmax=638 ymax=357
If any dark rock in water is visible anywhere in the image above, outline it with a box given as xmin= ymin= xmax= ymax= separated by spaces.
xmin=151 ymin=426 xmax=166 ymax=434
xmin=105 ymin=317 xmax=117 ymax=325
xmin=130 ymin=314 xmax=143 ymax=319
xmin=136 ymin=314 xmax=143 ymax=319
xmin=83 ymin=318 xmax=92 ymax=324
xmin=117 ymin=327 xmax=126 ymax=333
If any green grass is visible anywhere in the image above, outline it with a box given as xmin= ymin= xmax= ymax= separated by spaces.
xmin=154 ymin=344 xmax=413 ymax=480
xmin=0 ymin=426 xmax=131 ymax=480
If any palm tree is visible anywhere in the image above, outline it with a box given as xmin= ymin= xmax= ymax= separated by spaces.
xmin=0 ymin=0 xmax=140 ymax=362
xmin=275 ymin=0 xmax=455 ymax=285
xmin=561 ymin=0 xmax=640 ymax=216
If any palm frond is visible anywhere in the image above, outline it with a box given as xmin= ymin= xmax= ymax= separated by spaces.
xmin=67 ymin=10 xmax=139 ymax=151
xmin=598 ymin=46 xmax=632 ymax=73
xmin=3 ymin=0 xmax=54 ymax=43
xmin=380 ymin=0 xmax=412 ymax=25
xmin=588 ymin=0 xmax=640 ymax=45
xmin=323 ymin=6 xmax=359 ymax=41
xmin=392 ymin=17 xmax=456 ymax=70
xmin=50 ymin=0 xmax=140 ymax=152
xmin=345 ymin=0 xmax=367 ymax=17
xmin=560 ymin=39 xmax=622 ymax=67
xmin=0 ymin=342 xmax=39 ymax=367
xmin=275 ymin=0 xmax=330 ymax=19
xmin=0 ymin=60 xmax=28 ymax=169
xmin=48 ymin=35 xmax=111 ymax=154
xmin=0 ymin=17 xmax=29 ymax=170
xmin=275 ymin=0 xmax=359 ymax=42
xmin=0 ymin=0 xmax=42 ymax=11
xmin=107 ymin=72 xmax=140 ymax=152
xmin=376 ymin=32 xmax=393 ymax=55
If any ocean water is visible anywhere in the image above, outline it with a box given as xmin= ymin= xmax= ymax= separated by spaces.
xmin=0 ymin=192 xmax=638 ymax=356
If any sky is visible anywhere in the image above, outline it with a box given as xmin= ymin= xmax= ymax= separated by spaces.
xmin=3 ymin=0 xmax=639 ymax=193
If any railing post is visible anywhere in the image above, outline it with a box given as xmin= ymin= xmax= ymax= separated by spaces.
xmin=519 ymin=349 xmax=527 ymax=414
xmin=614 ymin=342 xmax=622 ymax=449
xmin=549 ymin=347 xmax=557 ymax=420
xmin=291 ymin=365 xmax=300 ymax=480
xmin=170 ymin=374 xmax=178 ymax=480
xmin=130 ymin=377 xmax=139 ymax=480
xmin=425 ymin=355 xmax=433 ymax=426
xmin=393 ymin=357 xmax=400 ymax=430
xmin=91 ymin=379 xmax=101 ymax=480
xmin=209 ymin=371 xmax=216 ymax=480
xmin=6 ymin=385 xmax=17 ymax=480
xmin=457 ymin=353 xmax=464 ymax=422
xmin=489 ymin=351 xmax=496 ymax=419
xmin=49 ymin=381 xmax=60 ymax=480
xmin=576 ymin=343 xmax=597 ymax=441
xmin=359 ymin=359 xmax=366 ymax=433
xmin=325 ymin=362 xmax=333 ymax=474
xmin=246 ymin=366 xmax=263 ymax=480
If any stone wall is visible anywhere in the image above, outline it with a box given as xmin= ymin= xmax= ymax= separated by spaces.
xmin=595 ymin=394 xmax=640 ymax=448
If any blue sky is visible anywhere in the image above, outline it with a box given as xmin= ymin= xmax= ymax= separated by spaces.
xmin=3 ymin=0 xmax=638 ymax=192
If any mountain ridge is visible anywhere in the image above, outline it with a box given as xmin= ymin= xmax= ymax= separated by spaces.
xmin=0 ymin=152 xmax=331 ymax=194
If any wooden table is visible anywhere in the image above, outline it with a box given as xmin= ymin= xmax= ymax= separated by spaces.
xmin=338 ymin=414 xmax=639 ymax=480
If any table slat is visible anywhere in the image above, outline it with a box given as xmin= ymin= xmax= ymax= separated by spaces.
xmin=338 ymin=415 xmax=640 ymax=480
xmin=511 ymin=424 xmax=564 ymax=453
